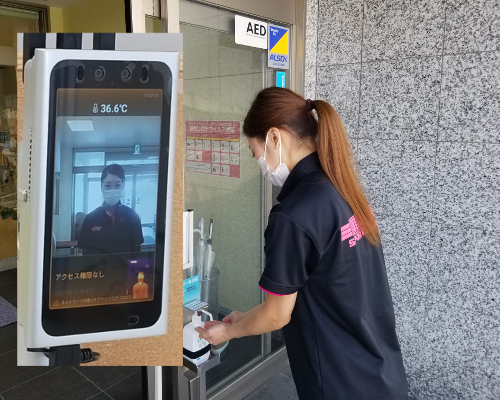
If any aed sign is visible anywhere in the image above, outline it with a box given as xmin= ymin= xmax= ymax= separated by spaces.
xmin=235 ymin=15 xmax=267 ymax=49
xmin=268 ymin=24 xmax=289 ymax=69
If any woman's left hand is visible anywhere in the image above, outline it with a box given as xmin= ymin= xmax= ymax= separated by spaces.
xmin=195 ymin=321 xmax=232 ymax=345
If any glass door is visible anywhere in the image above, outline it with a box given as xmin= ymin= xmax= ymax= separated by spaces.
xmin=180 ymin=0 xmax=291 ymax=397
xmin=0 ymin=2 xmax=46 ymax=261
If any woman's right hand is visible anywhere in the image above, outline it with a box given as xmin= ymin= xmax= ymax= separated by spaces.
xmin=222 ymin=311 xmax=247 ymax=324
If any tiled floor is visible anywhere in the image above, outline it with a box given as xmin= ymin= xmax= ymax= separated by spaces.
xmin=0 ymin=269 xmax=16 ymax=307
xmin=242 ymin=365 xmax=298 ymax=400
xmin=1 ymin=268 xmax=416 ymax=400
xmin=0 ymin=269 xmax=144 ymax=400
xmin=0 ymin=366 xmax=143 ymax=400
xmin=241 ymin=366 xmax=417 ymax=400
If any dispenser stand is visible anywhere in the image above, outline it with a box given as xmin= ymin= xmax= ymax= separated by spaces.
xmin=183 ymin=348 xmax=221 ymax=400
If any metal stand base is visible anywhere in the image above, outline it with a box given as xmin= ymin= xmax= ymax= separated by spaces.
xmin=183 ymin=348 xmax=221 ymax=400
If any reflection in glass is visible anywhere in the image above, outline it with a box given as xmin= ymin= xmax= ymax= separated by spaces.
xmin=49 ymin=89 xmax=163 ymax=311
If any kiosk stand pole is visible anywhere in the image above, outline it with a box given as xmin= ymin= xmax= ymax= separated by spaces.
xmin=145 ymin=367 xmax=163 ymax=400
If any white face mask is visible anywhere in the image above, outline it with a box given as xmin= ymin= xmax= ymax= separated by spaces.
xmin=257 ymin=132 xmax=290 ymax=187
xmin=102 ymin=188 xmax=123 ymax=206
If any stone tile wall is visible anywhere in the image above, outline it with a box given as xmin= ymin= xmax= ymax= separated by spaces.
xmin=305 ymin=1 xmax=500 ymax=398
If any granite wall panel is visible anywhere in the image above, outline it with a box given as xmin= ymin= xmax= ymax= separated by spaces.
xmin=308 ymin=1 xmax=500 ymax=398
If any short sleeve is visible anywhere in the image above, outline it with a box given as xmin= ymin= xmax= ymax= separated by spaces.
xmin=259 ymin=212 xmax=321 ymax=295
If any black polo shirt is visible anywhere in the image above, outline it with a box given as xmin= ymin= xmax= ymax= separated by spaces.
xmin=78 ymin=203 xmax=144 ymax=255
xmin=259 ymin=152 xmax=408 ymax=400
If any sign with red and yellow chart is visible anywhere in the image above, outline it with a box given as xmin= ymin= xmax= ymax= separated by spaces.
xmin=186 ymin=121 xmax=240 ymax=178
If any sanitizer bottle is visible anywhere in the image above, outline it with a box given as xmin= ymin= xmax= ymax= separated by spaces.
xmin=183 ymin=309 xmax=213 ymax=365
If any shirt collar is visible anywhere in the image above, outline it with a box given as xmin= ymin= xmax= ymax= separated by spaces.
xmin=277 ymin=152 xmax=321 ymax=202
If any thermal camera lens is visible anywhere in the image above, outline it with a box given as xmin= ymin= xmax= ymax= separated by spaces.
xmin=76 ymin=65 xmax=84 ymax=82
xmin=121 ymin=68 xmax=132 ymax=81
xmin=141 ymin=65 xmax=149 ymax=82
xmin=94 ymin=67 xmax=105 ymax=80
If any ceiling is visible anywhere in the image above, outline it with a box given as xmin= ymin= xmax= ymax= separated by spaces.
xmin=57 ymin=115 xmax=162 ymax=148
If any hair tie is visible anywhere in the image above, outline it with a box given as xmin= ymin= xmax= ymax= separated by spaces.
xmin=305 ymin=98 xmax=313 ymax=111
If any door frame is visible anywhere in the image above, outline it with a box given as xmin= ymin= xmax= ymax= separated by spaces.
xmin=135 ymin=1 xmax=306 ymax=398
xmin=0 ymin=0 xmax=49 ymax=32
xmin=159 ymin=0 xmax=305 ymax=95
xmin=0 ymin=1 xmax=48 ymax=66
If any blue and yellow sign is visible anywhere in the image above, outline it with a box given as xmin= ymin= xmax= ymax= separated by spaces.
xmin=268 ymin=24 xmax=289 ymax=69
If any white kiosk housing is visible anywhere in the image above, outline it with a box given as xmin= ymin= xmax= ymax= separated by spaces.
xmin=17 ymin=48 xmax=179 ymax=365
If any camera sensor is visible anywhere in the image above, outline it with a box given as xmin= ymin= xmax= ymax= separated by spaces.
xmin=140 ymin=65 xmax=149 ymax=83
xmin=94 ymin=67 xmax=105 ymax=81
xmin=76 ymin=65 xmax=84 ymax=82
xmin=121 ymin=68 xmax=132 ymax=81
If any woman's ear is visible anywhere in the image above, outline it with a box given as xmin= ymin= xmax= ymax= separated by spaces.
xmin=268 ymin=127 xmax=281 ymax=149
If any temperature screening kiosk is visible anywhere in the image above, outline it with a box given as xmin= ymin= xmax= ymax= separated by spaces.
xmin=17 ymin=47 xmax=179 ymax=365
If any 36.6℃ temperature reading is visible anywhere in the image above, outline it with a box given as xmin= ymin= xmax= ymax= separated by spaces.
xmin=92 ymin=103 xmax=128 ymax=114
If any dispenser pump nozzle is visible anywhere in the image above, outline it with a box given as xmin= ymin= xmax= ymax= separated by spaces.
xmin=191 ymin=309 xmax=213 ymax=328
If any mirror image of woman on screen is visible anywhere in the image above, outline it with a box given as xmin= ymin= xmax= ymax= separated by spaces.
xmin=78 ymin=164 xmax=144 ymax=255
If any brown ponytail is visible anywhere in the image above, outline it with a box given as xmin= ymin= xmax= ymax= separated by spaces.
xmin=313 ymin=100 xmax=380 ymax=246
xmin=244 ymin=88 xmax=380 ymax=247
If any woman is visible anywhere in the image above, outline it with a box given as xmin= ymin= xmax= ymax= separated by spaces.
xmin=78 ymin=164 xmax=144 ymax=255
xmin=196 ymin=88 xmax=408 ymax=399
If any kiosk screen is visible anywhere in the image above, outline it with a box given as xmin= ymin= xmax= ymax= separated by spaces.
xmin=48 ymin=88 xmax=163 ymax=310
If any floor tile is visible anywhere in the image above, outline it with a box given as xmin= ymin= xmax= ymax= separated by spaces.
xmin=1 ymin=367 xmax=100 ymax=400
xmin=242 ymin=369 xmax=297 ymax=400
xmin=0 ymin=271 xmax=16 ymax=285
xmin=0 ymin=282 xmax=16 ymax=302
xmin=0 ymin=349 xmax=15 ymax=367
xmin=74 ymin=367 xmax=141 ymax=391
xmin=84 ymin=392 xmax=112 ymax=400
xmin=0 ymin=351 xmax=55 ymax=392
xmin=0 ymin=324 xmax=16 ymax=356
xmin=104 ymin=372 xmax=143 ymax=400
xmin=279 ymin=365 xmax=293 ymax=381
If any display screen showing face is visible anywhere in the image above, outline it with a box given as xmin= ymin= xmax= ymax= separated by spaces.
xmin=49 ymin=88 xmax=163 ymax=310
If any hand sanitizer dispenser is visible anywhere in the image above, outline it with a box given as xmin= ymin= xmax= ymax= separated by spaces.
xmin=183 ymin=309 xmax=212 ymax=365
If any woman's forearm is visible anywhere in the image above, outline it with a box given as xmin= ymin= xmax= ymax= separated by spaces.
xmin=239 ymin=302 xmax=264 ymax=320
xmin=197 ymin=293 xmax=296 ymax=345
xmin=227 ymin=302 xmax=284 ymax=339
